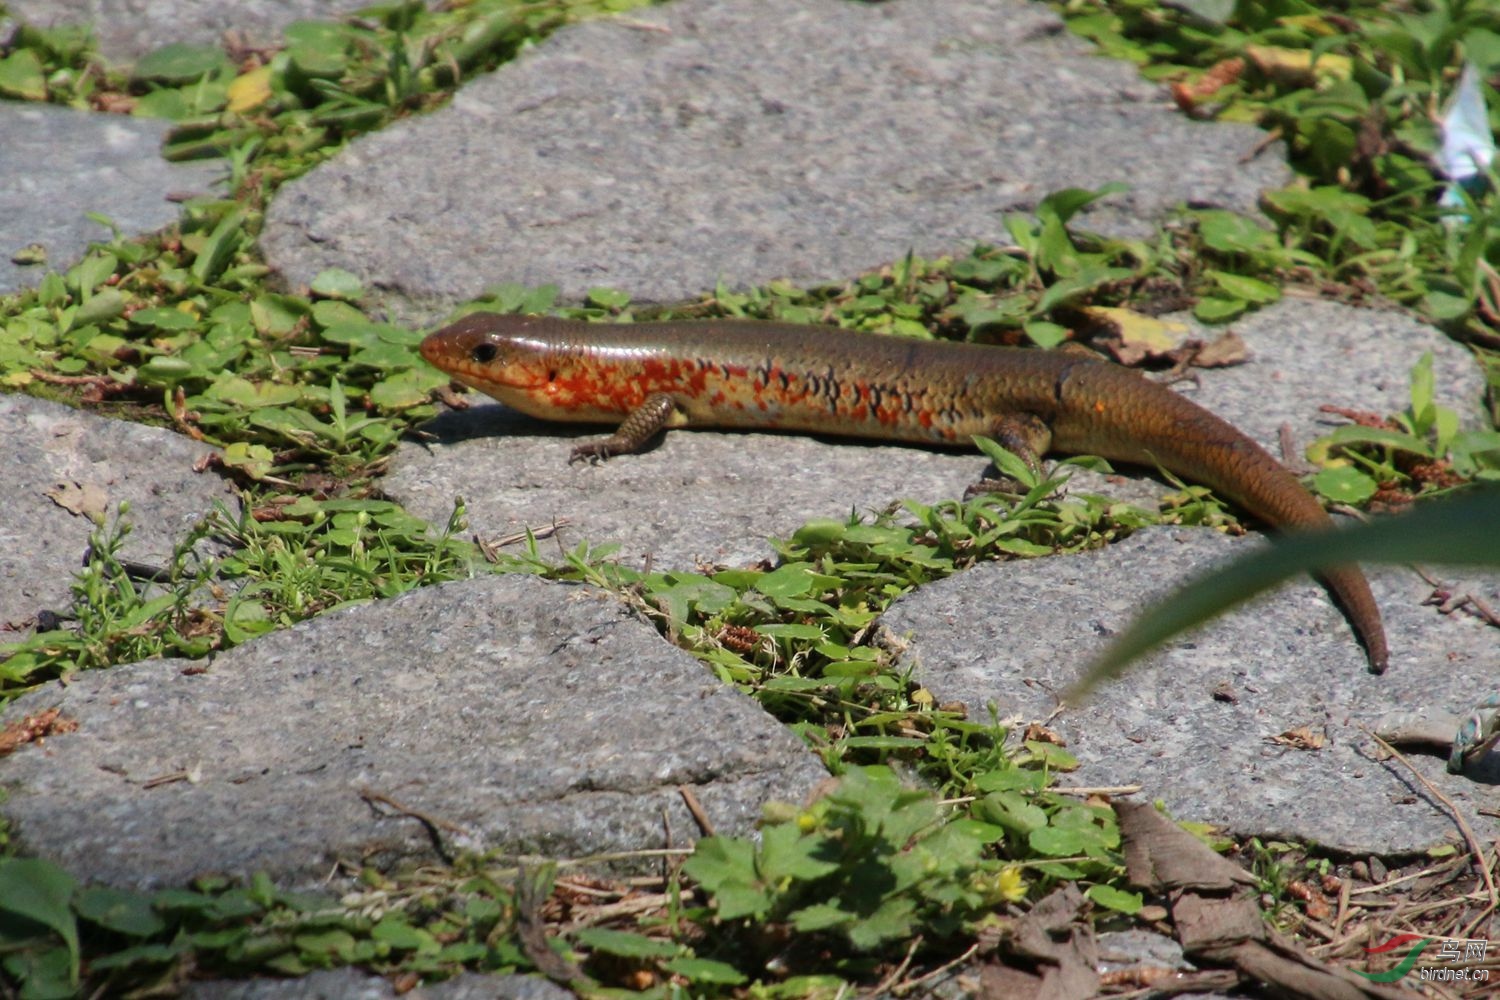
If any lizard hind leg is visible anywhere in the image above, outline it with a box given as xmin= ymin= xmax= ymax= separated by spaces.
xmin=965 ymin=412 xmax=1054 ymax=498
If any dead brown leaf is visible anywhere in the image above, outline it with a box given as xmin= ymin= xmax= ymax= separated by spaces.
xmin=45 ymin=480 xmax=109 ymax=518
xmin=1183 ymin=331 xmax=1251 ymax=368
xmin=977 ymin=885 xmax=1099 ymax=1000
xmin=1116 ymin=802 xmax=1413 ymax=999
xmin=1268 ymin=726 xmax=1328 ymax=752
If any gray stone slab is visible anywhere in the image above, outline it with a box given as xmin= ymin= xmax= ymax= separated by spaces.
xmin=4 ymin=1 xmax=392 ymax=65
xmin=0 ymin=393 xmax=239 ymax=638
xmin=185 ymin=969 xmax=572 ymax=1000
xmin=0 ymin=574 xmax=826 ymax=891
xmin=385 ymin=299 xmax=1482 ymax=573
xmin=0 ymin=103 xmax=221 ymax=293
xmin=878 ymin=527 xmax=1500 ymax=855
xmin=261 ymin=0 xmax=1290 ymax=321
xmin=1096 ymin=930 xmax=1193 ymax=975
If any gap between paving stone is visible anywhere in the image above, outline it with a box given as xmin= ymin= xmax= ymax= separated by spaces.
xmin=260 ymin=0 xmax=1289 ymax=322
xmin=0 ymin=102 xmax=221 ymax=293
xmin=0 ymin=394 xmax=240 ymax=640
xmin=4 ymin=1 xmax=384 ymax=66
xmin=877 ymin=527 xmax=1500 ymax=856
xmin=386 ymin=298 xmax=1483 ymax=574
xmin=0 ymin=574 xmax=827 ymax=892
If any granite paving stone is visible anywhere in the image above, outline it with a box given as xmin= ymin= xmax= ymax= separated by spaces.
xmin=261 ymin=0 xmax=1291 ymax=322
xmin=0 ymin=102 xmax=221 ymax=293
xmin=0 ymin=574 xmax=828 ymax=891
xmin=0 ymin=394 xmax=239 ymax=640
xmin=878 ymin=527 xmax=1500 ymax=855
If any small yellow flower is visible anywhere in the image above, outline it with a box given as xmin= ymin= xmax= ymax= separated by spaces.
xmin=973 ymin=867 xmax=1028 ymax=904
xmin=996 ymin=866 xmax=1027 ymax=903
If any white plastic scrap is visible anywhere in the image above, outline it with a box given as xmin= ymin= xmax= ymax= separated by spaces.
xmin=1438 ymin=62 xmax=1496 ymax=214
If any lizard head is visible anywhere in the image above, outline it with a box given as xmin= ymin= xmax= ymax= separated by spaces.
xmin=419 ymin=312 xmax=636 ymax=421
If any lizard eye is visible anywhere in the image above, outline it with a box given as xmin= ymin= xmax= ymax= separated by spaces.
xmin=470 ymin=343 xmax=499 ymax=364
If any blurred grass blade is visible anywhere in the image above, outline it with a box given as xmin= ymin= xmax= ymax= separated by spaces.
xmin=1070 ymin=486 xmax=1500 ymax=699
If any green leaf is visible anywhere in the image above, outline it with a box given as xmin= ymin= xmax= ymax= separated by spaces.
xmin=682 ymin=836 xmax=757 ymax=894
xmin=318 ymin=320 xmax=383 ymax=348
xmin=711 ymin=883 xmax=777 ymax=921
xmin=755 ymin=622 xmax=826 ymax=640
xmin=191 ymin=209 xmax=246 ymax=284
xmin=586 ymin=287 xmax=631 ymax=309
xmin=86 ymin=941 xmax=186 ymax=972
xmin=67 ymin=253 xmax=118 ymax=296
xmin=1452 ymin=431 xmax=1500 ymax=476
xmin=1036 ymin=183 xmax=1129 ymax=225
xmin=1409 ymin=351 xmax=1434 ymax=415
xmin=72 ymin=886 xmax=167 ymax=937
xmin=1193 ymin=296 xmax=1246 ymax=323
xmin=370 ymin=368 xmax=448 ymax=409
xmin=754 ymin=564 xmax=821 ymax=600
xmin=223 ymin=597 xmax=273 ymax=644
xmin=1072 ymin=487 xmax=1500 ymax=697
xmin=202 ymin=376 xmax=302 ymax=408
xmin=979 ymin=791 xmax=1048 ymax=835
xmin=1195 ymin=211 xmax=1277 ymax=255
xmin=1312 ymin=467 xmax=1377 ymax=505
xmin=348 ymin=342 xmax=418 ymax=370
xmin=309 ymin=268 xmax=364 ymax=300
xmin=311 ymin=300 xmax=367 ymax=329
xmin=1302 ymin=118 xmax=1357 ymax=176
xmin=133 ymin=88 xmax=189 ymax=120
xmin=0 ymin=858 xmax=79 ymax=987
xmin=1313 ymin=424 xmax=1434 ymax=459
xmin=369 ymin=917 xmax=435 ymax=952
xmin=1022 ymin=320 xmax=1069 ymax=348
xmin=1028 ymin=825 xmax=1093 ymax=856
xmin=972 ymin=436 xmax=1039 ymax=487
xmin=788 ymin=901 xmax=850 ymax=933
xmin=683 ymin=837 xmax=773 ymax=921
xmin=1022 ymin=740 xmax=1078 ymax=769
xmin=74 ymin=291 xmax=127 ymax=326
xmin=2 ymin=945 xmax=75 ymax=1000
xmin=220 ymin=442 xmax=275 ymax=479
xmin=133 ymin=43 xmax=232 ymax=85
xmin=1425 ymin=287 xmax=1473 ymax=321
xmin=1086 ymin=884 xmax=1143 ymax=914
xmin=845 ymin=896 xmax=918 ymax=949
xmin=661 ymin=956 xmax=748 ymax=984
xmin=974 ymin=768 xmax=1045 ymax=794
xmin=293 ymin=928 xmax=357 ymax=959
xmin=574 ymin=927 xmax=678 ymax=959
xmin=1207 ymin=271 xmax=1280 ymax=304
xmin=0 ymin=49 xmax=46 ymax=100
xmin=1034 ymin=266 xmax=1134 ymax=314
xmin=131 ymin=306 xmax=201 ymax=331
xmin=250 ymin=293 xmax=309 ymax=335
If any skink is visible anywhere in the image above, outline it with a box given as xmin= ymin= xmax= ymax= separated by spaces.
xmin=420 ymin=313 xmax=1389 ymax=672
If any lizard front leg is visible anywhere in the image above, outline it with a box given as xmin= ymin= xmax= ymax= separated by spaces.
xmin=569 ymin=392 xmax=679 ymax=463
